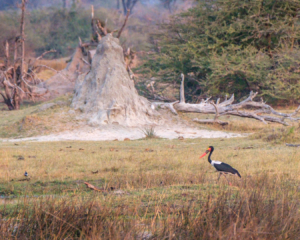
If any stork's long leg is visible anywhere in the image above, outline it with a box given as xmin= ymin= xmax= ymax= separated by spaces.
xmin=217 ymin=172 xmax=222 ymax=181
xmin=222 ymin=174 xmax=232 ymax=186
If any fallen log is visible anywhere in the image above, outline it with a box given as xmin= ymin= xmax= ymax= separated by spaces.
xmin=151 ymin=73 xmax=300 ymax=126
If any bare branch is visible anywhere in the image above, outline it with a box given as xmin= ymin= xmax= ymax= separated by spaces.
xmin=19 ymin=0 xmax=27 ymax=93
xmin=230 ymin=91 xmax=258 ymax=109
xmin=80 ymin=58 xmax=91 ymax=66
xmin=151 ymin=101 xmax=179 ymax=115
xmin=204 ymin=97 xmax=211 ymax=103
xmin=222 ymin=110 xmax=268 ymax=124
xmin=219 ymin=94 xmax=234 ymax=106
xmin=4 ymin=41 xmax=9 ymax=69
xmin=35 ymin=65 xmax=72 ymax=82
xmin=36 ymin=50 xmax=56 ymax=61
xmin=96 ymin=20 xmax=107 ymax=36
xmin=117 ymin=9 xmax=130 ymax=38
xmin=29 ymin=50 xmax=57 ymax=69
xmin=104 ymin=18 xmax=108 ymax=36
xmin=260 ymin=115 xmax=289 ymax=126
xmin=81 ymin=42 xmax=98 ymax=48
xmin=91 ymin=5 xmax=94 ymax=19
xmin=210 ymin=101 xmax=219 ymax=121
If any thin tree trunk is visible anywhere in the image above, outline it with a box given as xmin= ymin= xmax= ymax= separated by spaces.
xmin=117 ymin=9 xmax=130 ymax=38
xmin=13 ymin=38 xmax=20 ymax=110
xmin=128 ymin=0 xmax=138 ymax=14
xmin=122 ymin=0 xmax=127 ymax=15
xmin=19 ymin=0 xmax=26 ymax=95
xmin=91 ymin=5 xmax=97 ymax=41
xmin=13 ymin=40 xmax=18 ymax=86
xmin=4 ymin=41 xmax=9 ymax=69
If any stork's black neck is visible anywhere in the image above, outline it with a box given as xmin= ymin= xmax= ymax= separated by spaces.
xmin=208 ymin=148 xmax=213 ymax=164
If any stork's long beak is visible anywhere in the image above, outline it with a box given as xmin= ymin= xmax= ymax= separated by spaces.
xmin=199 ymin=148 xmax=211 ymax=158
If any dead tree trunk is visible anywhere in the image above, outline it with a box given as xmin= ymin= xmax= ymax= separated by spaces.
xmin=1 ymin=1 xmax=55 ymax=110
xmin=151 ymin=74 xmax=300 ymax=126
xmin=0 ymin=72 xmax=14 ymax=110
xmin=4 ymin=41 xmax=9 ymax=69
xmin=90 ymin=5 xmax=100 ymax=42
xmin=13 ymin=37 xmax=20 ymax=110
xmin=19 ymin=0 xmax=26 ymax=97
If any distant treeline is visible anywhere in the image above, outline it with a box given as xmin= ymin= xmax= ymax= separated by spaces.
xmin=0 ymin=8 xmax=94 ymax=58
xmin=0 ymin=5 xmax=155 ymax=59
xmin=0 ymin=0 xmax=115 ymax=10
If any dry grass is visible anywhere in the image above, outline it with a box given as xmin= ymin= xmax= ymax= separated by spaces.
xmin=1 ymin=99 xmax=300 ymax=238
xmin=0 ymin=137 xmax=300 ymax=239
xmin=35 ymin=69 xmax=56 ymax=81
xmin=0 ymin=138 xmax=299 ymax=187
xmin=1 ymin=180 xmax=299 ymax=239
xmin=143 ymin=127 xmax=158 ymax=139
xmin=36 ymin=58 xmax=68 ymax=71
xmin=0 ymin=94 xmax=83 ymax=138
xmin=34 ymin=58 xmax=69 ymax=81
xmin=251 ymin=125 xmax=300 ymax=144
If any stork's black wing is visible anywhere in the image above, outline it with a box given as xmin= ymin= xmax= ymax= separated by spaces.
xmin=214 ymin=162 xmax=241 ymax=178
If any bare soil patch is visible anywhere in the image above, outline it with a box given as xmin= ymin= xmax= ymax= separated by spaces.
xmin=1 ymin=122 xmax=241 ymax=142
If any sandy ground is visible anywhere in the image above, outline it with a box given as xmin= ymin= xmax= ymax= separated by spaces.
xmin=1 ymin=124 xmax=242 ymax=142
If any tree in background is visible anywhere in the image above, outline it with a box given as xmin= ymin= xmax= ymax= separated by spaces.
xmin=121 ymin=0 xmax=139 ymax=15
xmin=0 ymin=0 xmax=33 ymax=110
xmin=143 ymin=0 xmax=300 ymax=103
xmin=160 ymin=0 xmax=177 ymax=12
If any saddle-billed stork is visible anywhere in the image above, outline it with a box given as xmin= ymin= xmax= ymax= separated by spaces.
xmin=199 ymin=146 xmax=241 ymax=185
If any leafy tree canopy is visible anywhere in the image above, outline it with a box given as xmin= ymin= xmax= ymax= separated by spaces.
xmin=143 ymin=0 xmax=300 ymax=103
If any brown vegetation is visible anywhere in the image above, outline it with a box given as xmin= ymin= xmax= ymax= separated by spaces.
xmin=0 ymin=123 xmax=300 ymax=238
xmin=0 ymin=174 xmax=299 ymax=239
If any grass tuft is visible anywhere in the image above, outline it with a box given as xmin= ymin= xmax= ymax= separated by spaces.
xmin=251 ymin=126 xmax=300 ymax=144
xmin=143 ymin=127 xmax=158 ymax=139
